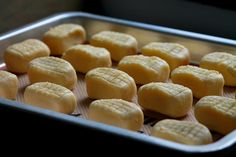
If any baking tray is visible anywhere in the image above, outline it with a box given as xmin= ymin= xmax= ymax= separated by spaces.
xmin=0 ymin=12 xmax=236 ymax=155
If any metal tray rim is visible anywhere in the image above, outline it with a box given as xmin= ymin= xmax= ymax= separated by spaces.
xmin=1 ymin=12 xmax=236 ymax=46
xmin=0 ymin=11 xmax=235 ymax=153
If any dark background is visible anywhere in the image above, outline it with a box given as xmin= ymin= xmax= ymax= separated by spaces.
xmin=0 ymin=0 xmax=236 ymax=39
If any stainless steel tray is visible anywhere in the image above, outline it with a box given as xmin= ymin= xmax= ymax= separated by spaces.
xmin=0 ymin=12 xmax=235 ymax=155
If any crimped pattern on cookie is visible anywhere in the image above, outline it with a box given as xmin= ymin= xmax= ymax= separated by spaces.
xmin=89 ymin=99 xmax=143 ymax=131
xmin=90 ymin=31 xmax=137 ymax=61
xmin=85 ymin=67 xmax=136 ymax=101
xmin=118 ymin=55 xmax=170 ymax=84
xmin=0 ymin=70 xmax=18 ymax=99
xmin=24 ymin=82 xmax=76 ymax=114
xmin=141 ymin=42 xmax=190 ymax=70
xmin=138 ymin=82 xmax=192 ymax=117
xmin=171 ymin=65 xmax=224 ymax=98
xmin=200 ymin=52 xmax=236 ymax=86
xmin=62 ymin=44 xmax=111 ymax=73
xmin=151 ymin=119 xmax=212 ymax=145
xmin=4 ymin=39 xmax=50 ymax=73
xmin=43 ymin=23 xmax=86 ymax=55
xmin=28 ymin=56 xmax=77 ymax=89
xmin=195 ymin=96 xmax=236 ymax=134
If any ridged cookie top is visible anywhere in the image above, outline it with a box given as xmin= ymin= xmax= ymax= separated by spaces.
xmin=195 ymin=96 xmax=236 ymax=117
xmin=140 ymin=82 xmax=191 ymax=96
xmin=5 ymin=39 xmax=50 ymax=57
xmin=91 ymin=31 xmax=137 ymax=46
xmin=152 ymin=119 xmax=212 ymax=144
xmin=201 ymin=52 xmax=236 ymax=77
xmin=65 ymin=44 xmax=110 ymax=57
xmin=119 ymin=55 xmax=168 ymax=72
xmin=29 ymin=56 xmax=74 ymax=76
xmin=0 ymin=70 xmax=16 ymax=81
xmin=90 ymin=99 xmax=140 ymax=115
xmin=171 ymin=65 xmax=223 ymax=80
xmin=86 ymin=68 xmax=134 ymax=87
xmin=26 ymin=82 xmax=73 ymax=99
xmin=44 ymin=24 xmax=85 ymax=38
xmin=201 ymin=52 xmax=235 ymax=62
xmin=142 ymin=42 xmax=188 ymax=58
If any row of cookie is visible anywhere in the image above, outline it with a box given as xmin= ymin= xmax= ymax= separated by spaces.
xmin=89 ymin=86 xmax=236 ymax=145
xmin=4 ymin=23 xmax=236 ymax=87
xmin=88 ymin=83 xmax=236 ymax=145
xmin=4 ymin=40 xmax=235 ymax=96
xmin=0 ymin=63 xmax=233 ymax=146
xmin=1 ymin=62 xmax=233 ymax=121
xmin=86 ymin=64 xmax=233 ymax=100
xmin=4 ymin=40 xmax=236 ymax=91
xmin=4 ymin=23 xmax=189 ymax=73
xmin=41 ymin=23 xmax=191 ymax=70
xmin=1 ymin=70 xmax=235 ymax=146
xmin=2 ymin=50 xmax=235 ymax=131
xmin=40 ymin=23 xmax=236 ymax=87
xmin=85 ymin=68 xmax=236 ymax=133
